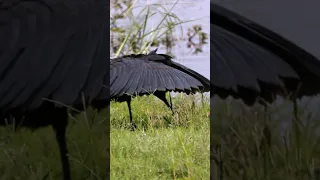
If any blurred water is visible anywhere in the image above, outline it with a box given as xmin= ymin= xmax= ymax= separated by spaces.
xmin=212 ymin=0 xmax=320 ymax=135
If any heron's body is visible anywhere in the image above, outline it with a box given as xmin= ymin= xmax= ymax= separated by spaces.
xmin=110 ymin=49 xmax=210 ymax=129
xmin=211 ymin=3 xmax=320 ymax=105
xmin=211 ymin=3 xmax=320 ymax=179
xmin=0 ymin=1 xmax=110 ymax=179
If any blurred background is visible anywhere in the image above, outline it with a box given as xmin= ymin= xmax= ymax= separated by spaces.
xmin=211 ymin=1 xmax=320 ymax=179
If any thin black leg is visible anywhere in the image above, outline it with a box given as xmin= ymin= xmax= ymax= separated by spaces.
xmin=169 ymin=93 xmax=173 ymax=114
xmin=260 ymin=103 xmax=271 ymax=148
xmin=293 ymin=99 xmax=299 ymax=121
xmin=126 ymin=98 xmax=136 ymax=130
xmin=154 ymin=91 xmax=174 ymax=115
xmin=52 ymin=109 xmax=71 ymax=180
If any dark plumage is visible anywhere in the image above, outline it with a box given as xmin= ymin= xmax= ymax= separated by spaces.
xmin=211 ymin=3 xmax=320 ymax=179
xmin=110 ymin=49 xmax=210 ymax=129
xmin=0 ymin=1 xmax=109 ymax=180
xmin=211 ymin=3 xmax=320 ymax=105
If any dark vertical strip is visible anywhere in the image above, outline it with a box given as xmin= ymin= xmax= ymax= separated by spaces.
xmin=210 ymin=98 xmax=215 ymax=180
xmin=210 ymin=2 xmax=215 ymax=179
xmin=106 ymin=1 xmax=111 ymax=179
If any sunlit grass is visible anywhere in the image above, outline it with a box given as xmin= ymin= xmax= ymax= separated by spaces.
xmin=111 ymin=94 xmax=210 ymax=179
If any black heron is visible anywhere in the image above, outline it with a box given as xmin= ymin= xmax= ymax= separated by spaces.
xmin=110 ymin=49 xmax=210 ymax=130
xmin=211 ymin=3 xmax=320 ymax=179
xmin=0 ymin=1 xmax=109 ymax=180
xmin=211 ymin=3 xmax=320 ymax=113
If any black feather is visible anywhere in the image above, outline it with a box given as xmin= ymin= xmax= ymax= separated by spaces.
xmin=211 ymin=3 xmax=320 ymax=105
xmin=0 ymin=1 xmax=110 ymax=180
xmin=110 ymin=49 xmax=210 ymax=129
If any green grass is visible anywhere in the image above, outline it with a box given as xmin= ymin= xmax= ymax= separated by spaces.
xmin=0 ymin=109 xmax=109 ymax=180
xmin=110 ymin=94 xmax=210 ymax=179
xmin=211 ymin=98 xmax=320 ymax=180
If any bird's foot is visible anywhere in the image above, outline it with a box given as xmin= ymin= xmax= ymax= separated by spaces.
xmin=170 ymin=106 xmax=177 ymax=116
xmin=130 ymin=123 xmax=137 ymax=131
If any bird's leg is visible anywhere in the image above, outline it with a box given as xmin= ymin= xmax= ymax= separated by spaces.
xmin=154 ymin=91 xmax=174 ymax=115
xmin=51 ymin=109 xmax=70 ymax=180
xmin=292 ymin=99 xmax=302 ymax=154
xmin=292 ymin=99 xmax=300 ymax=137
xmin=256 ymin=100 xmax=271 ymax=178
xmin=168 ymin=92 xmax=174 ymax=115
xmin=292 ymin=82 xmax=302 ymax=122
xmin=293 ymin=99 xmax=299 ymax=122
xmin=261 ymin=104 xmax=271 ymax=177
xmin=126 ymin=99 xmax=136 ymax=131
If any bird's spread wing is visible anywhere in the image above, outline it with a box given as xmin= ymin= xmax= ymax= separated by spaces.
xmin=211 ymin=3 xmax=320 ymax=104
xmin=211 ymin=24 xmax=298 ymax=92
xmin=0 ymin=1 xmax=109 ymax=110
xmin=168 ymin=60 xmax=210 ymax=91
xmin=110 ymin=54 xmax=209 ymax=97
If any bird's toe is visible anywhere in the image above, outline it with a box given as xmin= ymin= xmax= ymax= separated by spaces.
xmin=130 ymin=123 xmax=137 ymax=131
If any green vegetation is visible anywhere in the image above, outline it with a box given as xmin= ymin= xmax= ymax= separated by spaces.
xmin=0 ymin=109 xmax=109 ymax=180
xmin=111 ymin=94 xmax=210 ymax=179
xmin=211 ymin=98 xmax=320 ymax=180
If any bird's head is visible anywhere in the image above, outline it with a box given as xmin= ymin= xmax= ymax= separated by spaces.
xmin=147 ymin=48 xmax=158 ymax=55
